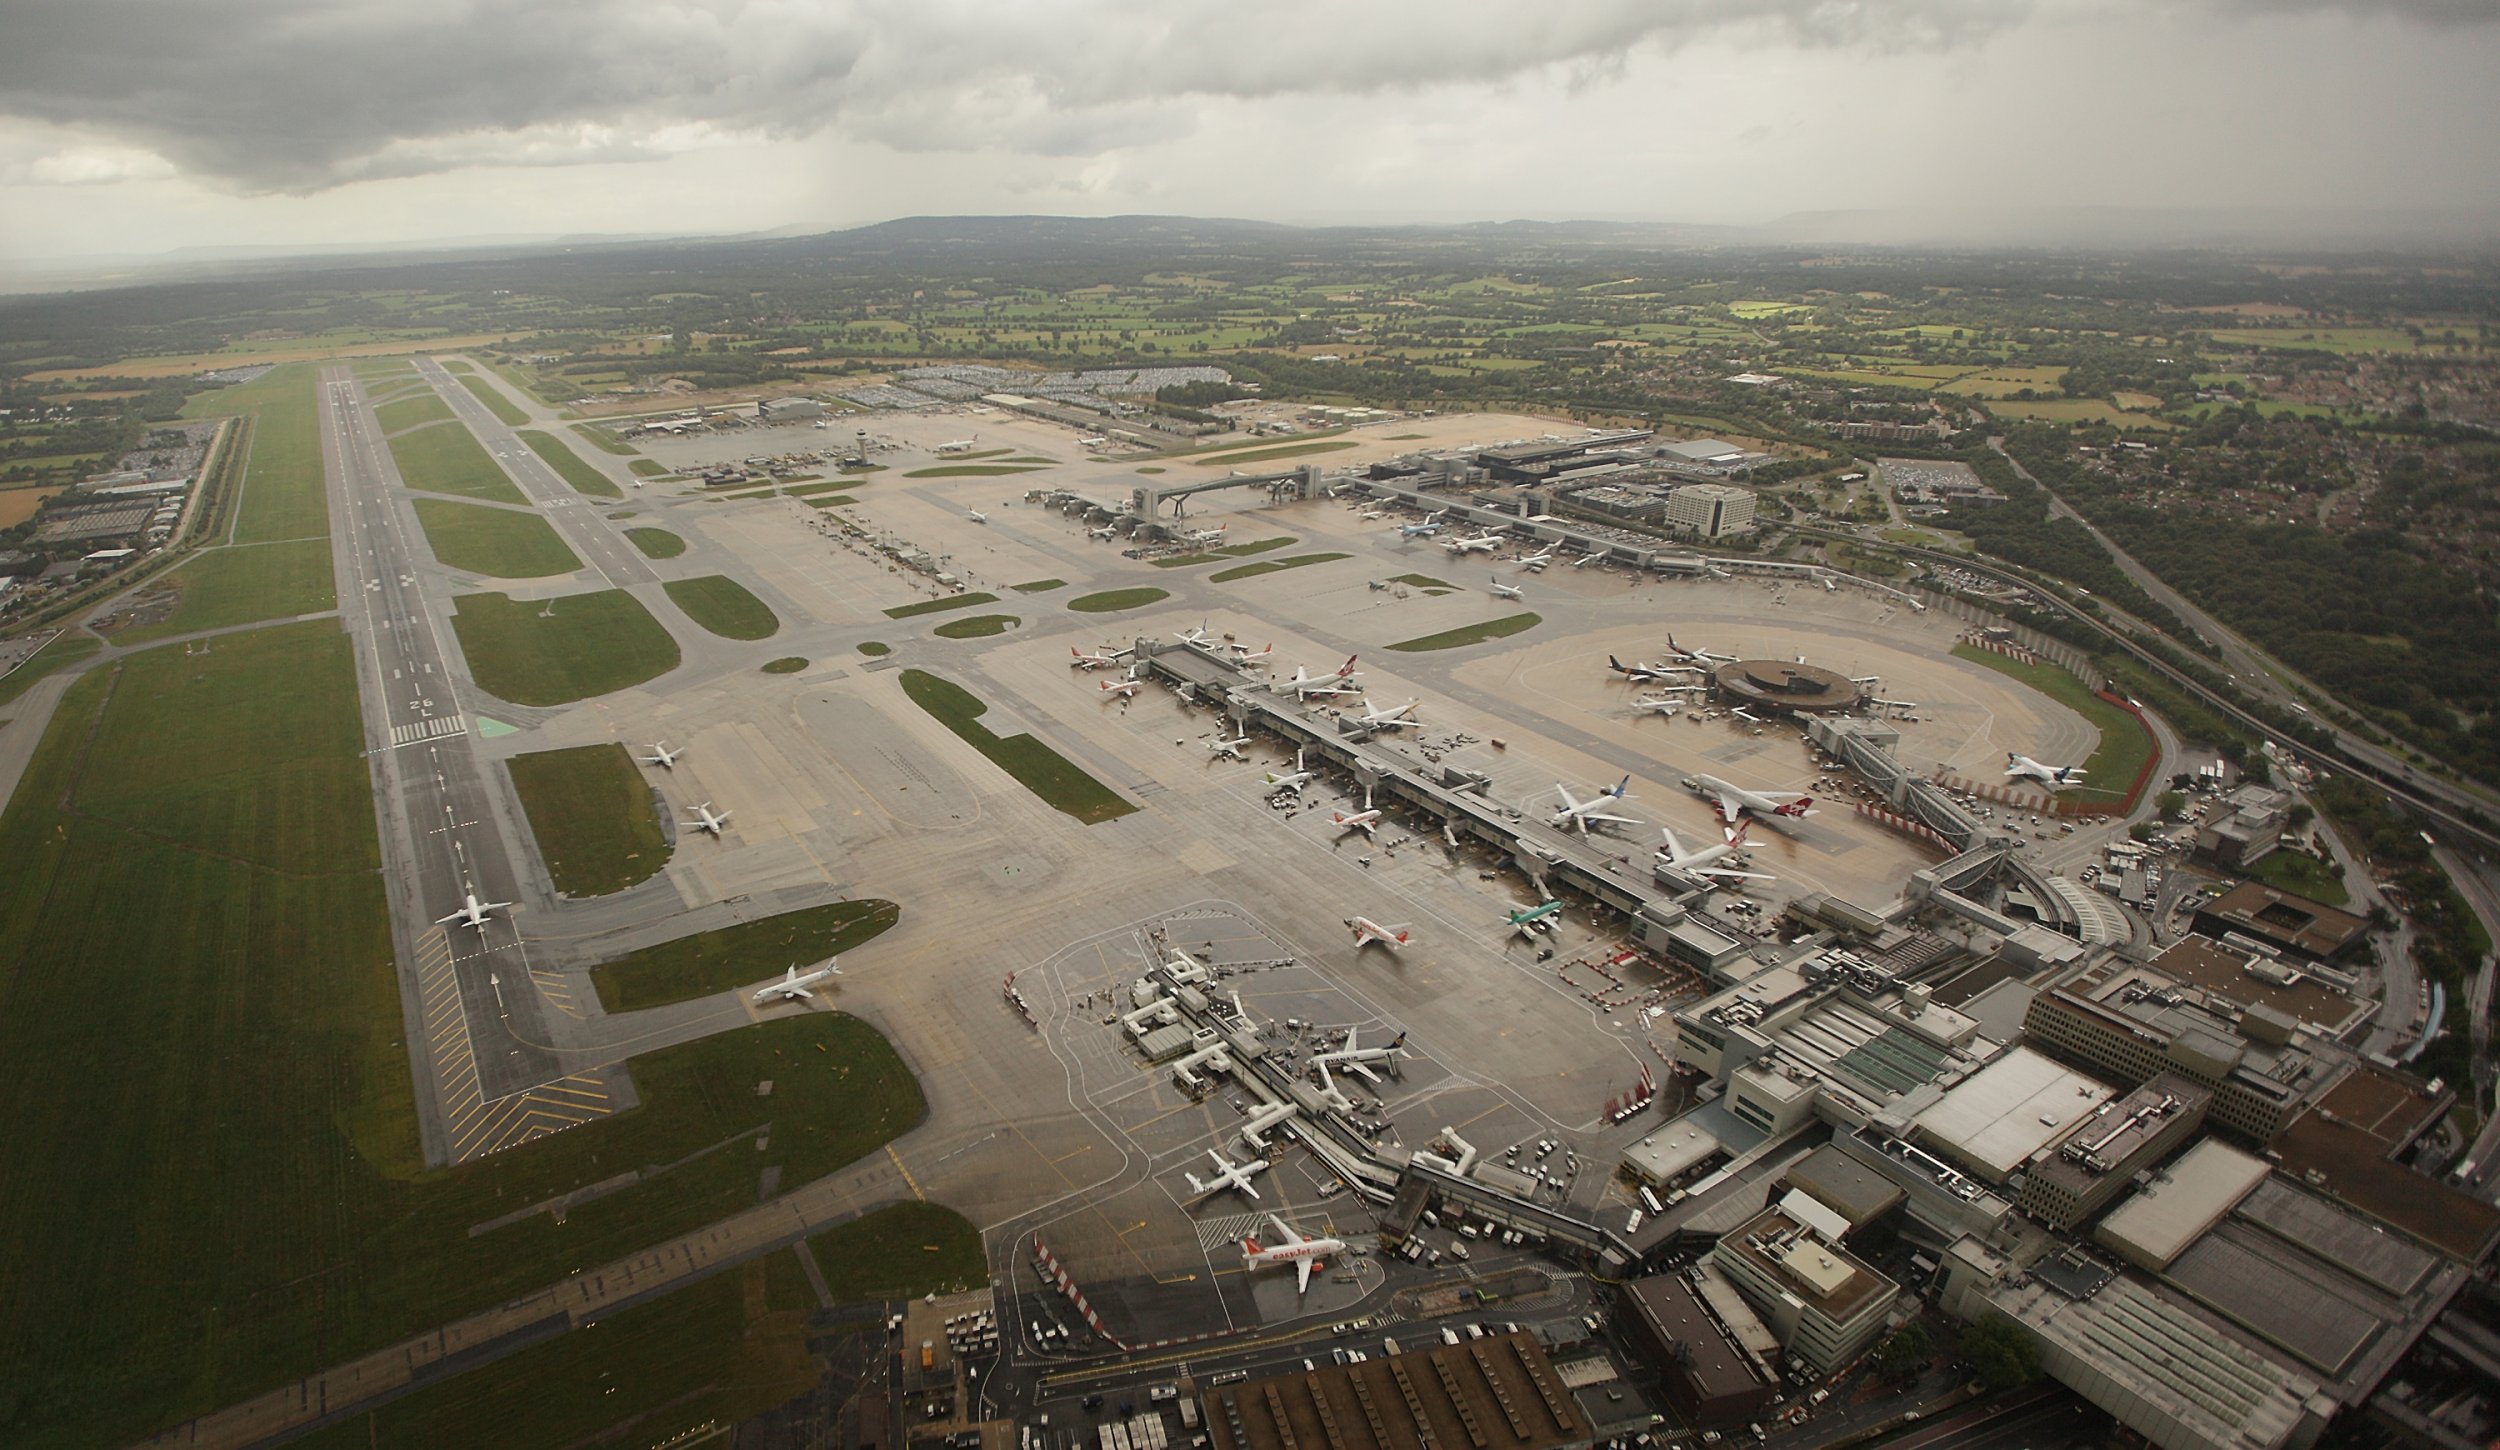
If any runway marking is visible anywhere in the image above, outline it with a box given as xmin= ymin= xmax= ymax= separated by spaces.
xmin=388 ymin=714 xmax=467 ymax=747
xmin=1195 ymin=1210 xmax=1265 ymax=1250
xmin=887 ymin=1144 xmax=926 ymax=1201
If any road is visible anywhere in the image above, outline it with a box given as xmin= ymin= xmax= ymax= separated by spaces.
xmin=411 ymin=357 xmax=657 ymax=588
xmin=322 ymin=367 xmax=624 ymax=1164
xmin=1879 ymin=1384 xmax=2105 ymax=1450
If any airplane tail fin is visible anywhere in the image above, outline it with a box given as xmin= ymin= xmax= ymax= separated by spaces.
xmin=1241 ymin=1236 xmax=1263 ymax=1255
xmin=1609 ymin=774 xmax=1632 ymax=798
xmin=1186 ymin=1173 xmax=1207 ymax=1195
xmin=1729 ymin=819 xmax=1753 ymax=847
xmin=1777 ymin=797 xmax=1814 ymax=817
xmin=1337 ymin=654 xmax=1358 ymax=677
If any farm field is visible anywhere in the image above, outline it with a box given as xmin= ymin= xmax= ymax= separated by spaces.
xmin=663 ymin=574 xmax=780 ymax=640
xmin=505 ymin=743 xmax=672 ymax=896
xmin=516 ymin=428 xmax=622 ymax=498
xmin=449 ymin=589 xmax=680 ymax=706
xmin=590 ymin=900 xmax=901 ymax=1011
xmin=0 ymin=485 xmax=64 ymax=528
xmin=411 ymin=498 xmax=582 ymax=578
xmin=898 ymin=668 xmax=1136 ymax=824
xmin=387 ymin=419 xmax=528 ymax=504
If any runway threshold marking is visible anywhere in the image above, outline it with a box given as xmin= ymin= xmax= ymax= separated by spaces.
xmin=887 ymin=1144 xmax=926 ymax=1201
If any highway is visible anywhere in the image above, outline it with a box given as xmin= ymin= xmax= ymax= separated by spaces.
xmin=410 ymin=356 xmax=658 ymax=588
xmin=321 ymin=366 xmax=624 ymax=1165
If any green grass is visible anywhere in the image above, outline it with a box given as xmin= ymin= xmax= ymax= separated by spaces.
xmin=450 ymin=589 xmax=680 ymax=705
xmin=805 ymin=494 xmax=857 ymax=507
xmin=373 ymin=391 xmax=454 ymax=433
xmin=1389 ymin=572 xmax=1455 ymax=590
xmin=288 ymin=1252 xmax=817 ymax=1450
xmin=901 ymin=463 xmax=1047 ymax=478
xmin=1951 ymin=644 xmax=2158 ymax=801
xmin=857 ymin=641 xmax=891 ymax=656
xmin=899 ymin=669 xmax=1136 ymax=824
xmin=411 ymin=498 xmax=583 ymax=578
xmin=762 ymin=656 xmax=807 ymax=673
xmin=591 ymin=900 xmax=900 ymax=1012
xmin=805 ymin=1201 xmax=985 ymax=1303
xmin=181 ymin=362 xmax=329 ymax=543
xmin=1387 ymin=612 xmax=1543 ymax=652
xmin=782 ymin=481 xmax=848 ymax=497
xmin=454 ymin=371 xmax=530 ymax=425
xmin=516 ymin=428 xmax=622 ymax=499
xmin=1135 ymin=465 xmax=1166 ymax=474
xmin=387 ymin=420 xmax=528 ymax=504
xmin=2245 ymin=848 xmax=2351 ymax=907
xmin=352 ymin=356 xmax=416 ymax=379
xmin=933 ymin=613 xmax=1019 ymax=639
xmin=1153 ymin=535 xmax=1297 ymax=568
xmin=1011 ymin=578 xmax=1067 ymax=593
xmin=438 ymin=359 xmax=473 ymax=373
xmin=505 ymin=744 xmax=671 ymax=896
xmin=570 ymin=422 xmax=637 ymax=455
xmin=884 ymin=592 xmax=998 ymax=619
xmin=109 ymin=538 xmax=338 ymax=643
xmin=1184 ymin=439 xmax=1359 ymax=466
xmin=664 ymin=575 xmax=779 ymax=641
xmin=0 ymin=632 xmax=100 ymax=707
xmin=629 ymin=458 xmax=668 ymax=477
xmin=1211 ymin=551 xmax=1350 ymax=582
xmin=1067 ymin=586 xmax=1171 ymax=613
xmin=623 ymin=526 xmax=685 ymax=558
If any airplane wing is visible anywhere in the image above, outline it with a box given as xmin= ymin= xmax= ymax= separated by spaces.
xmin=1585 ymin=811 xmax=1642 ymax=829
xmin=1267 ymin=1215 xmax=1306 ymax=1247
xmin=1340 ymin=1059 xmax=1382 ymax=1084
xmin=1295 ymin=1257 xmax=1316 ymax=1293
xmin=1697 ymin=866 xmax=1777 ymax=882
xmin=1714 ymin=788 xmax=1747 ymax=821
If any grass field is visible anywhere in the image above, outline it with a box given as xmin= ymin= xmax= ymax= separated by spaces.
xmin=805 ymin=1201 xmax=985 ymax=1302
xmin=1388 ymin=572 xmax=1455 ymax=592
xmin=624 ymin=526 xmax=685 ymax=558
xmin=901 ymin=463 xmax=1047 ymax=478
xmin=505 ymin=744 xmax=671 ymax=896
xmin=1012 ymin=578 xmax=1067 ymax=593
xmin=411 ymin=498 xmax=583 ymax=578
xmin=181 ymin=362 xmax=330 ymax=543
xmin=885 ymin=592 xmax=998 ymax=619
xmin=899 ymin=669 xmax=1136 ymax=824
xmin=454 ymin=371 xmax=530 ymax=425
xmin=570 ymin=422 xmax=637 ymax=455
xmin=762 ymin=656 xmax=807 ymax=673
xmin=516 ymin=428 xmax=622 ymax=499
xmin=110 ymin=537 xmax=337 ymax=643
xmin=628 ymin=458 xmax=668 ymax=477
xmin=1184 ymin=440 xmax=1359 ymax=467
xmin=805 ymin=494 xmax=857 ymax=507
xmin=450 ymin=589 xmax=680 ymax=705
xmin=2246 ymin=847 xmax=2351 ymax=906
xmin=1067 ymin=586 xmax=1170 ymax=613
xmin=1153 ymin=536 xmax=1296 ymax=568
xmin=933 ymin=613 xmax=1019 ymax=638
xmin=387 ymin=420 xmax=528 ymax=504
xmin=1951 ymin=645 xmax=2158 ymax=800
xmin=591 ymin=900 xmax=900 ymax=1012
xmin=24 ymin=331 xmax=514 ymax=382
xmin=373 ymin=392 xmax=454 ymax=433
xmin=1387 ymin=612 xmax=1542 ymax=652
xmin=1983 ymin=397 xmax=2180 ymax=428
xmin=1210 ymin=551 xmax=1349 ymax=582
xmin=438 ymin=360 xmax=472 ymax=373
xmin=857 ymin=641 xmax=891 ymax=656
xmin=664 ymin=575 xmax=780 ymax=640
xmin=0 ymin=631 xmax=101 ymax=707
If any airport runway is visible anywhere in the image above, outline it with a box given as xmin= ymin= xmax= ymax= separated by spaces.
xmin=410 ymin=356 xmax=658 ymax=588
xmin=322 ymin=367 xmax=628 ymax=1164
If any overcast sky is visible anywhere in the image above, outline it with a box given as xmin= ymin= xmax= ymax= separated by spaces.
xmin=1 ymin=0 xmax=2496 ymax=262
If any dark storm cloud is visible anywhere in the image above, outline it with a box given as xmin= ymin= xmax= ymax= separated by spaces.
xmin=0 ymin=0 xmax=2487 ymax=193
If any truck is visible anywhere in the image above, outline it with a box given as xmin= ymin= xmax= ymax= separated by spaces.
xmin=921 ymin=1341 xmax=936 ymax=1372
xmin=1178 ymin=1399 xmax=1202 ymax=1432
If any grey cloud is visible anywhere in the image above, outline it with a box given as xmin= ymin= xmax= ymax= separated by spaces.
xmin=0 ymin=0 xmax=2482 ymax=193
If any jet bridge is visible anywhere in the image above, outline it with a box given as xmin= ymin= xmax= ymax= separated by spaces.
xmin=1130 ymin=463 xmax=1324 ymax=522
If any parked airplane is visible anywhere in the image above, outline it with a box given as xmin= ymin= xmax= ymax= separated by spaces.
xmin=1185 ymin=1148 xmax=1269 ymax=1202
xmin=935 ymin=439 xmax=979 ymax=455
xmin=1630 ymin=691 xmax=1703 ymax=716
xmin=1265 ymin=747 xmax=1318 ymax=795
xmin=1358 ymin=509 xmax=1384 ymax=520
xmin=1658 ymin=821 xmax=1775 ymax=882
xmin=1518 ymin=547 xmax=1555 ymax=571
xmin=1070 ymin=644 xmax=1125 ymax=670
xmin=1273 ymin=655 xmax=1363 ymax=698
xmin=1090 ymin=524 xmax=1120 ymax=540
xmin=1241 ymin=1216 xmax=1348 ymax=1293
xmin=753 ymin=959 xmax=840 ymax=1003
xmin=1346 ymin=916 xmax=1413 ymax=951
xmin=1331 ymin=787 xmax=1383 ymax=838
xmin=1666 ymin=634 xmax=1739 ymax=665
xmin=1548 ymin=776 xmax=1641 ymax=835
xmin=967 ymin=509 xmax=989 ymax=524
xmin=1313 ymin=1027 xmax=1409 ymax=1084
xmin=1442 ymin=531 xmax=1503 ymax=555
xmin=1502 ymin=899 xmax=1564 ymax=938
xmin=1224 ymin=640 xmax=1274 ymax=666
xmin=437 ymin=884 xmax=512 ymax=931
xmin=1352 ymin=698 xmax=1420 ymax=732
xmin=2005 ymin=752 xmax=2087 ymax=789
xmin=683 ymin=801 xmax=733 ymax=837
xmin=1208 ymin=732 xmax=1252 ymax=760
xmin=1176 ymin=621 xmax=1216 ymax=647
xmin=1100 ymin=675 xmax=1143 ymax=698
xmin=1608 ymin=655 xmax=1697 ymax=684
xmin=1681 ymin=773 xmax=1816 ymax=824
xmin=1396 ymin=510 xmax=1449 ymax=538
xmin=1488 ymin=578 xmax=1525 ymax=601
xmin=640 ymin=741 xmax=683 ymax=769
xmin=1184 ymin=523 xmax=1230 ymax=546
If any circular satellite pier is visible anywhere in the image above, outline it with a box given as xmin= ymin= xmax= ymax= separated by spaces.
xmin=1712 ymin=659 xmax=1862 ymax=716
